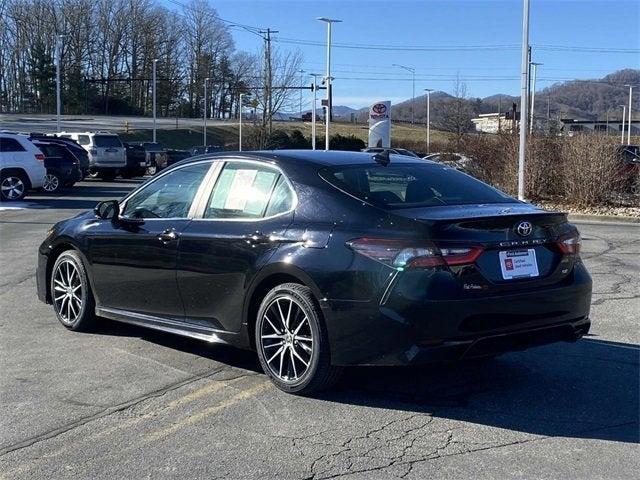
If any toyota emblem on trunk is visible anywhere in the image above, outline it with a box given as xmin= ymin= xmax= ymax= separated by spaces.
xmin=516 ymin=221 xmax=533 ymax=237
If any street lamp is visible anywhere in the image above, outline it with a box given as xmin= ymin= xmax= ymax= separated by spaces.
xmin=239 ymin=92 xmax=251 ymax=152
xmin=624 ymin=84 xmax=636 ymax=145
xmin=299 ymin=69 xmax=306 ymax=119
xmin=152 ymin=59 xmax=158 ymax=143
xmin=317 ymin=17 xmax=342 ymax=151
xmin=529 ymin=62 xmax=542 ymax=135
xmin=54 ymin=34 xmax=66 ymax=133
xmin=393 ymin=64 xmax=416 ymax=124
xmin=203 ymin=77 xmax=211 ymax=147
xmin=424 ymin=88 xmax=433 ymax=153
xmin=517 ymin=0 xmax=531 ymax=201
xmin=620 ymin=105 xmax=627 ymax=144
xmin=310 ymin=73 xmax=322 ymax=150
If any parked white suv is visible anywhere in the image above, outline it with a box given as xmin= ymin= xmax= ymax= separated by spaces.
xmin=58 ymin=132 xmax=126 ymax=180
xmin=0 ymin=133 xmax=46 ymax=201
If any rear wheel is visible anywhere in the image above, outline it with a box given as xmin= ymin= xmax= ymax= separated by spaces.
xmin=146 ymin=164 xmax=157 ymax=176
xmin=1 ymin=171 xmax=28 ymax=201
xmin=255 ymin=283 xmax=342 ymax=394
xmin=50 ymin=250 xmax=97 ymax=331
xmin=42 ymin=173 xmax=61 ymax=193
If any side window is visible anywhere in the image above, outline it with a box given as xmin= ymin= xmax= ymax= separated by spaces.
xmin=77 ymin=135 xmax=90 ymax=146
xmin=0 ymin=138 xmax=26 ymax=152
xmin=122 ymin=162 xmax=211 ymax=219
xmin=204 ymin=162 xmax=293 ymax=219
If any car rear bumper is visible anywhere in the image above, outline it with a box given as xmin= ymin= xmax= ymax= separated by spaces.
xmin=323 ymin=264 xmax=592 ymax=366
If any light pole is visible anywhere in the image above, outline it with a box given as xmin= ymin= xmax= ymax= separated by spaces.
xmin=625 ymin=84 xmax=635 ymax=145
xmin=517 ymin=0 xmax=530 ymax=201
xmin=239 ymin=92 xmax=251 ymax=152
xmin=393 ymin=64 xmax=416 ymax=123
xmin=54 ymin=34 xmax=65 ymax=132
xmin=152 ymin=59 xmax=158 ymax=143
xmin=318 ymin=17 xmax=342 ymax=151
xmin=529 ymin=62 xmax=542 ymax=135
xmin=310 ymin=73 xmax=321 ymax=150
xmin=620 ymin=105 xmax=626 ymax=144
xmin=299 ymin=69 xmax=305 ymax=119
xmin=203 ymin=77 xmax=210 ymax=147
xmin=424 ymin=88 xmax=433 ymax=153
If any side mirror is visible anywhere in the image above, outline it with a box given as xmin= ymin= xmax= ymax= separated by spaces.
xmin=94 ymin=200 xmax=119 ymax=220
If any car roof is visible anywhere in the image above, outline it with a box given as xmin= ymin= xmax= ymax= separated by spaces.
xmin=175 ymin=150 xmax=434 ymax=168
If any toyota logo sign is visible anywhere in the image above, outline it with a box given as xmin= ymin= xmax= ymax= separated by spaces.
xmin=372 ymin=103 xmax=387 ymax=114
xmin=515 ymin=221 xmax=533 ymax=237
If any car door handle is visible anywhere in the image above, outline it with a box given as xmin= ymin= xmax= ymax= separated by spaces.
xmin=243 ymin=232 xmax=272 ymax=245
xmin=158 ymin=229 xmax=179 ymax=243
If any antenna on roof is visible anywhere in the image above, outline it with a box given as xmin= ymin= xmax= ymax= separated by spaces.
xmin=372 ymin=149 xmax=390 ymax=166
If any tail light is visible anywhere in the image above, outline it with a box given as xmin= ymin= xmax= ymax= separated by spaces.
xmin=556 ymin=233 xmax=581 ymax=254
xmin=35 ymin=153 xmax=45 ymax=161
xmin=347 ymin=238 xmax=483 ymax=269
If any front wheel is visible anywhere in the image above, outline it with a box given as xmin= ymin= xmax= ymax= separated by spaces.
xmin=51 ymin=250 xmax=97 ymax=331
xmin=255 ymin=283 xmax=342 ymax=395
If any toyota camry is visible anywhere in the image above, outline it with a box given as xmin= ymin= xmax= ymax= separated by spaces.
xmin=37 ymin=151 xmax=592 ymax=394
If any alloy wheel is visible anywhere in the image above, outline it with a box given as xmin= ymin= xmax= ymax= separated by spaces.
xmin=53 ymin=259 xmax=83 ymax=325
xmin=43 ymin=174 xmax=60 ymax=192
xmin=259 ymin=296 xmax=315 ymax=383
xmin=1 ymin=176 xmax=25 ymax=200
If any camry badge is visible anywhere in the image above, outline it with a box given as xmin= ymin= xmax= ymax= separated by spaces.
xmin=516 ymin=221 xmax=533 ymax=237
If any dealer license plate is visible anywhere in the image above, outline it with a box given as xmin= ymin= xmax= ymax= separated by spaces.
xmin=499 ymin=249 xmax=539 ymax=280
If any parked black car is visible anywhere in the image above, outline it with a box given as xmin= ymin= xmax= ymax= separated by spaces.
xmin=37 ymin=151 xmax=592 ymax=394
xmin=165 ymin=149 xmax=192 ymax=167
xmin=616 ymin=145 xmax=640 ymax=193
xmin=31 ymin=141 xmax=82 ymax=193
xmin=123 ymin=143 xmax=149 ymax=178
xmin=30 ymin=134 xmax=90 ymax=178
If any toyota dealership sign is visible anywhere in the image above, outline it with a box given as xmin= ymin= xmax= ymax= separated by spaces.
xmin=368 ymin=100 xmax=391 ymax=147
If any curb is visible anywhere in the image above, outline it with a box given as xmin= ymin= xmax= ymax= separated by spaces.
xmin=567 ymin=213 xmax=640 ymax=224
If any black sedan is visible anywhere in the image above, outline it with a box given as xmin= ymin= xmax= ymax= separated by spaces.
xmin=36 ymin=151 xmax=592 ymax=394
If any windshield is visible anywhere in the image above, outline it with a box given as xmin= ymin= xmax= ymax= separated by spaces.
xmin=320 ymin=163 xmax=515 ymax=209
xmin=93 ymin=135 xmax=122 ymax=148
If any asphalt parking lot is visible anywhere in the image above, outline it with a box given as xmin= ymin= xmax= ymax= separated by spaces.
xmin=1 ymin=180 xmax=638 ymax=479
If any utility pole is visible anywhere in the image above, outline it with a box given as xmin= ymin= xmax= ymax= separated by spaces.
xmin=393 ymin=64 xmax=416 ymax=123
xmin=318 ymin=17 xmax=342 ymax=151
xmin=625 ymin=84 xmax=635 ymax=145
xmin=299 ymin=69 xmax=305 ymax=119
xmin=152 ymin=59 xmax=158 ymax=143
xmin=529 ymin=62 xmax=542 ymax=135
xmin=620 ymin=105 xmax=626 ymax=144
xmin=518 ymin=0 xmax=530 ymax=201
xmin=203 ymin=77 xmax=210 ymax=147
xmin=498 ymin=95 xmax=502 ymax=133
xmin=55 ymin=34 xmax=64 ymax=132
xmin=310 ymin=73 xmax=321 ymax=150
xmin=424 ymin=88 xmax=433 ymax=153
xmin=260 ymin=28 xmax=278 ymax=135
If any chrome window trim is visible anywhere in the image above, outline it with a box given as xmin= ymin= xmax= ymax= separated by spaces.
xmin=118 ymin=159 xmax=216 ymax=221
xmin=191 ymin=157 xmax=298 ymax=223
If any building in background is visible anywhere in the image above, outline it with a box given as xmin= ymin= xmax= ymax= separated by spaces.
xmin=561 ymin=118 xmax=640 ymax=136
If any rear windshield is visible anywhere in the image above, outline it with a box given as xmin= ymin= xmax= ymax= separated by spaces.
xmin=320 ymin=163 xmax=515 ymax=209
xmin=93 ymin=135 xmax=122 ymax=148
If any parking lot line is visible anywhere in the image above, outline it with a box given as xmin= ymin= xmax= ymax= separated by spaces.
xmin=144 ymin=380 xmax=272 ymax=442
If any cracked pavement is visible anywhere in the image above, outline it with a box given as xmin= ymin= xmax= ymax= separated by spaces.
xmin=1 ymin=181 xmax=638 ymax=479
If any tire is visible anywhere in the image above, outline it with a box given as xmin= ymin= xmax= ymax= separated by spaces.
xmin=50 ymin=250 xmax=98 ymax=332
xmin=87 ymin=170 xmax=99 ymax=179
xmin=255 ymin=283 xmax=342 ymax=395
xmin=100 ymin=171 xmax=116 ymax=181
xmin=1 ymin=171 xmax=28 ymax=201
xmin=146 ymin=164 xmax=157 ymax=176
xmin=42 ymin=173 xmax=61 ymax=193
